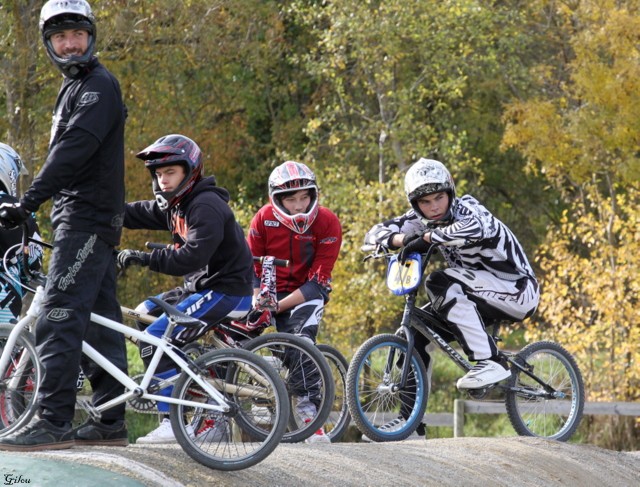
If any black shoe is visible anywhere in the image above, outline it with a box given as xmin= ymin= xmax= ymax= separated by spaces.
xmin=0 ymin=417 xmax=74 ymax=452
xmin=73 ymin=419 xmax=129 ymax=446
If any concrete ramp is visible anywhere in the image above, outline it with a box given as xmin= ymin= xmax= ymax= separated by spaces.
xmin=1 ymin=437 xmax=638 ymax=486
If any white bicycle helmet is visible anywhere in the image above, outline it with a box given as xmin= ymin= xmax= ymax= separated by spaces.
xmin=40 ymin=0 xmax=96 ymax=78
xmin=0 ymin=143 xmax=29 ymax=197
xmin=268 ymin=161 xmax=319 ymax=234
xmin=404 ymin=158 xmax=456 ymax=225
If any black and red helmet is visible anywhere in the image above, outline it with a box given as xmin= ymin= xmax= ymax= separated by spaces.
xmin=136 ymin=134 xmax=203 ymax=210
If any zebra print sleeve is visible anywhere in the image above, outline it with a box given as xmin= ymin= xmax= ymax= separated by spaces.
xmin=364 ymin=209 xmax=426 ymax=247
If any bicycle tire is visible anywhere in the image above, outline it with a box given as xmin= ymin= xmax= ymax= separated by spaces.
xmin=243 ymin=332 xmax=334 ymax=443
xmin=0 ymin=324 xmax=41 ymax=437
xmin=505 ymin=340 xmax=585 ymax=442
xmin=317 ymin=344 xmax=350 ymax=442
xmin=346 ymin=334 xmax=428 ymax=442
xmin=170 ymin=347 xmax=289 ymax=471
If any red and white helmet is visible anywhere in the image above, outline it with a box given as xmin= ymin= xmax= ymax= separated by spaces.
xmin=268 ymin=161 xmax=319 ymax=234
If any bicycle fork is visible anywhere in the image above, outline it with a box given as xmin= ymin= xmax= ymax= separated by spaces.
xmin=387 ymin=295 xmax=417 ymax=392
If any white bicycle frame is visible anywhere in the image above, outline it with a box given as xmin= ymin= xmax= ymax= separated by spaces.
xmin=0 ymin=284 xmax=232 ymax=418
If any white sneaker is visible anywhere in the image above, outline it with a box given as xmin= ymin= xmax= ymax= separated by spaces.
xmin=305 ymin=425 xmax=331 ymax=444
xmin=195 ymin=418 xmax=229 ymax=442
xmin=456 ymin=359 xmax=511 ymax=389
xmin=360 ymin=417 xmax=424 ymax=442
xmin=136 ymin=418 xmax=194 ymax=444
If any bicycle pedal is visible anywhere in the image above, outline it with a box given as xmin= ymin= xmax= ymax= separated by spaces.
xmin=77 ymin=399 xmax=102 ymax=421
xmin=467 ymin=387 xmax=491 ymax=399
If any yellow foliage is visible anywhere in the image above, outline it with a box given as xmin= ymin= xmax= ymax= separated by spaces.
xmin=528 ymin=185 xmax=640 ymax=402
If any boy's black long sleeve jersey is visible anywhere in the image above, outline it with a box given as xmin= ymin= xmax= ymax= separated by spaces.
xmin=124 ymin=177 xmax=253 ymax=295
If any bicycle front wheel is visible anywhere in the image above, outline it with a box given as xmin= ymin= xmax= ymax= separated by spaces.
xmin=346 ymin=334 xmax=428 ymax=442
xmin=505 ymin=340 xmax=585 ymax=441
xmin=243 ymin=333 xmax=334 ymax=443
xmin=170 ymin=348 xmax=289 ymax=471
xmin=0 ymin=324 xmax=41 ymax=437
xmin=317 ymin=344 xmax=350 ymax=442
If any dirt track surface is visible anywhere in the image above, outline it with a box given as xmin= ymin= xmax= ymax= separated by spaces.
xmin=5 ymin=437 xmax=639 ymax=486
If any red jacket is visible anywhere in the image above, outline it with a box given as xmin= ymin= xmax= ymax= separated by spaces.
xmin=247 ymin=204 xmax=342 ymax=298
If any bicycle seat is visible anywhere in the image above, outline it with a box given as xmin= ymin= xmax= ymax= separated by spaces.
xmin=147 ymin=297 xmax=205 ymax=328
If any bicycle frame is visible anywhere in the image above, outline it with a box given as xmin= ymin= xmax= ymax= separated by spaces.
xmin=0 ymin=285 xmax=264 ymax=421
xmin=385 ymin=245 xmax=472 ymax=391
xmin=373 ymin=244 xmax=562 ymax=400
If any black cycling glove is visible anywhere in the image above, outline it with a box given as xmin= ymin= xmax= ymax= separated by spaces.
xmin=399 ymin=235 xmax=431 ymax=262
xmin=117 ymin=249 xmax=151 ymax=269
xmin=0 ymin=202 xmax=29 ymax=229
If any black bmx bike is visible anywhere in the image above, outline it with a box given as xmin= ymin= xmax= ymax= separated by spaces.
xmin=346 ymin=243 xmax=585 ymax=442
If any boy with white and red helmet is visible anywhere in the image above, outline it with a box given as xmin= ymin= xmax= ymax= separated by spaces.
xmin=247 ymin=161 xmax=342 ymax=444
xmin=117 ymin=134 xmax=253 ymax=444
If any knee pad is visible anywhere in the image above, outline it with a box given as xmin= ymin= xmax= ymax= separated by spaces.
xmin=424 ymin=271 xmax=456 ymax=314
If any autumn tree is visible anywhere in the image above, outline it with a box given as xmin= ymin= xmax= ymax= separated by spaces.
xmin=502 ymin=0 xmax=640 ymax=449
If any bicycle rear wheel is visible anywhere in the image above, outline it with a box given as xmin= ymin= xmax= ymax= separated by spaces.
xmin=346 ymin=333 xmax=428 ymax=442
xmin=170 ymin=348 xmax=288 ymax=471
xmin=317 ymin=344 xmax=350 ymax=442
xmin=505 ymin=340 xmax=584 ymax=441
xmin=243 ymin=332 xmax=334 ymax=443
xmin=0 ymin=324 xmax=41 ymax=437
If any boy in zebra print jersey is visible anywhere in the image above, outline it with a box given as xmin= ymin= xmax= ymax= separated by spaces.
xmin=365 ymin=158 xmax=539 ymax=390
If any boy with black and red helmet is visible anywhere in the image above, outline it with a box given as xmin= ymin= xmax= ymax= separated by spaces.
xmin=118 ymin=134 xmax=253 ymax=444
xmin=247 ymin=161 xmax=342 ymax=444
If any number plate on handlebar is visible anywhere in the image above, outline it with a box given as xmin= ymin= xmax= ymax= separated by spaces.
xmin=386 ymin=253 xmax=422 ymax=295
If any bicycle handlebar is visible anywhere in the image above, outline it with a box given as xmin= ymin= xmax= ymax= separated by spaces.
xmin=145 ymin=241 xmax=171 ymax=250
xmin=361 ymin=237 xmax=468 ymax=255
xmin=145 ymin=242 xmax=289 ymax=267
xmin=253 ymin=256 xmax=289 ymax=267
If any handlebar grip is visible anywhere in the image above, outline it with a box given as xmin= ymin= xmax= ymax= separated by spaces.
xmin=253 ymin=256 xmax=289 ymax=267
xmin=145 ymin=242 xmax=172 ymax=250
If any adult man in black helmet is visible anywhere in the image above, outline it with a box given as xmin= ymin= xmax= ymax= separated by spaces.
xmin=0 ymin=0 xmax=128 ymax=451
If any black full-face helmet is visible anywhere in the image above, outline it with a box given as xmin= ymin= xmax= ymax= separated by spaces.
xmin=136 ymin=134 xmax=203 ymax=211
xmin=40 ymin=0 xmax=96 ymax=78
xmin=404 ymin=158 xmax=457 ymax=225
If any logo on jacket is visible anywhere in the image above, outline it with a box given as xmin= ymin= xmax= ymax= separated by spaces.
xmin=320 ymin=237 xmax=337 ymax=244
xmin=47 ymin=308 xmax=73 ymax=322
xmin=264 ymin=220 xmax=280 ymax=227
xmin=78 ymin=91 xmax=100 ymax=106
